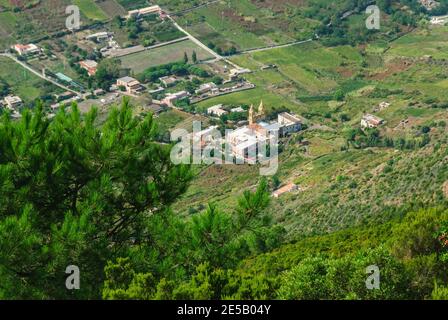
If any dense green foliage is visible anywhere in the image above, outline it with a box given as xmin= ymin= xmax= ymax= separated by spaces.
xmin=138 ymin=61 xmax=209 ymax=83
xmin=233 ymin=208 xmax=448 ymax=300
xmin=0 ymin=101 xmax=283 ymax=299
xmin=0 ymin=99 xmax=191 ymax=298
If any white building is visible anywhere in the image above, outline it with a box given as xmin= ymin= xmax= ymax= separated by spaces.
xmin=278 ymin=112 xmax=302 ymax=136
xmin=207 ymin=104 xmax=228 ymax=117
xmin=226 ymin=124 xmax=275 ymax=163
xmin=430 ymin=15 xmax=448 ymax=25
xmin=3 ymin=95 xmax=23 ymax=109
xmin=125 ymin=5 xmax=162 ymax=19
xmin=12 ymin=43 xmax=41 ymax=56
xmin=86 ymin=32 xmax=112 ymax=42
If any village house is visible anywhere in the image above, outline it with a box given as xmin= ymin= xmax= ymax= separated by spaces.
xmin=207 ymin=104 xmax=228 ymax=117
xmin=85 ymin=32 xmax=112 ymax=42
xmin=278 ymin=112 xmax=302 ymax=137
xmin=79 ymin=60 xmax=98 ymax=76
xmin=116 ymin=76 xmax=144 ymax=95
xmin=12 ymin=43 xmax=41 ymax=56
xmin=272 ymin=183 xmax=299 ymax=198
xmin=159 ymin=76 xmax=178 ymax=87
xmin=3 ymin=95 xmax=23 ymax=110
xmin=162 ymin=91 xmax=189 ymax=107
xmin=361 ymin=114 xmax=385 ymax=129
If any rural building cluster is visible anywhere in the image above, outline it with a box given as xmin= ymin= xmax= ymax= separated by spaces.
xmin=191 ymin=101 xmax=302 ymax=163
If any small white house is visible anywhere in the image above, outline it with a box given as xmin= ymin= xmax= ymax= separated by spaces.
xmin=207 ymin=104 xmax=228 ymax=117
xmin=3 ymin=95 xmax=23 ymax=110
xmin=361 ymin=114 xmax=384 ymax=129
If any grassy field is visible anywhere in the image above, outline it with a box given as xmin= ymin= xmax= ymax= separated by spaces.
xmin=119 ymin=39 xmax=214 ymax=74
xmin=0 ymin=57 xmax=61 ymax=102
xmin=176 ymin=0 xmax=316 ymax=51
xmin=389 ymin=27 xmax=448 ymax=59
xmin=0 ymin=12 xmax=18 ymax=48
xmin=73 ymin=0 xmax=109 ymax=21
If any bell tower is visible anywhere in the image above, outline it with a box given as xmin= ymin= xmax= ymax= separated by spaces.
xmin=258 ymin=100 xmax=265 ymax=118
xmin=249 ymin=104 xmax=255 ymax=125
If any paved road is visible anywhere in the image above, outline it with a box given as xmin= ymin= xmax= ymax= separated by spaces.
xmin=0 ymin=52 xmax=82 ymax=96
xmin=144 ymin=36 xmax=190 ymax=50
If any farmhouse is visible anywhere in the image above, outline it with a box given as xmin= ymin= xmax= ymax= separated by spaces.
xmin=125 ymin=5 xmax=162 ymax=19
xmin=3 ymin=95 xmax=23 ymax=110
xmin=12 ymin=43 xmax=41 ymax=56
xmin=162 ymin=91 xmax=189 ymax=107
xmin=207 ymin=104 xmax=228 ymax=117
xmin=79 ymin=60 xmax=98 ymax=76
xmin=272 ymin=183 xmax=299 ymax=198
xmin=361 ymin=114 xmax=385 ymax=129
xmin=117 ymin=76 xmax=144 ymax=95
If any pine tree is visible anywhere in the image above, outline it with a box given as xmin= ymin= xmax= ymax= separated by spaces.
xmin=0 ymin=99 xmax=192 ymax=298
